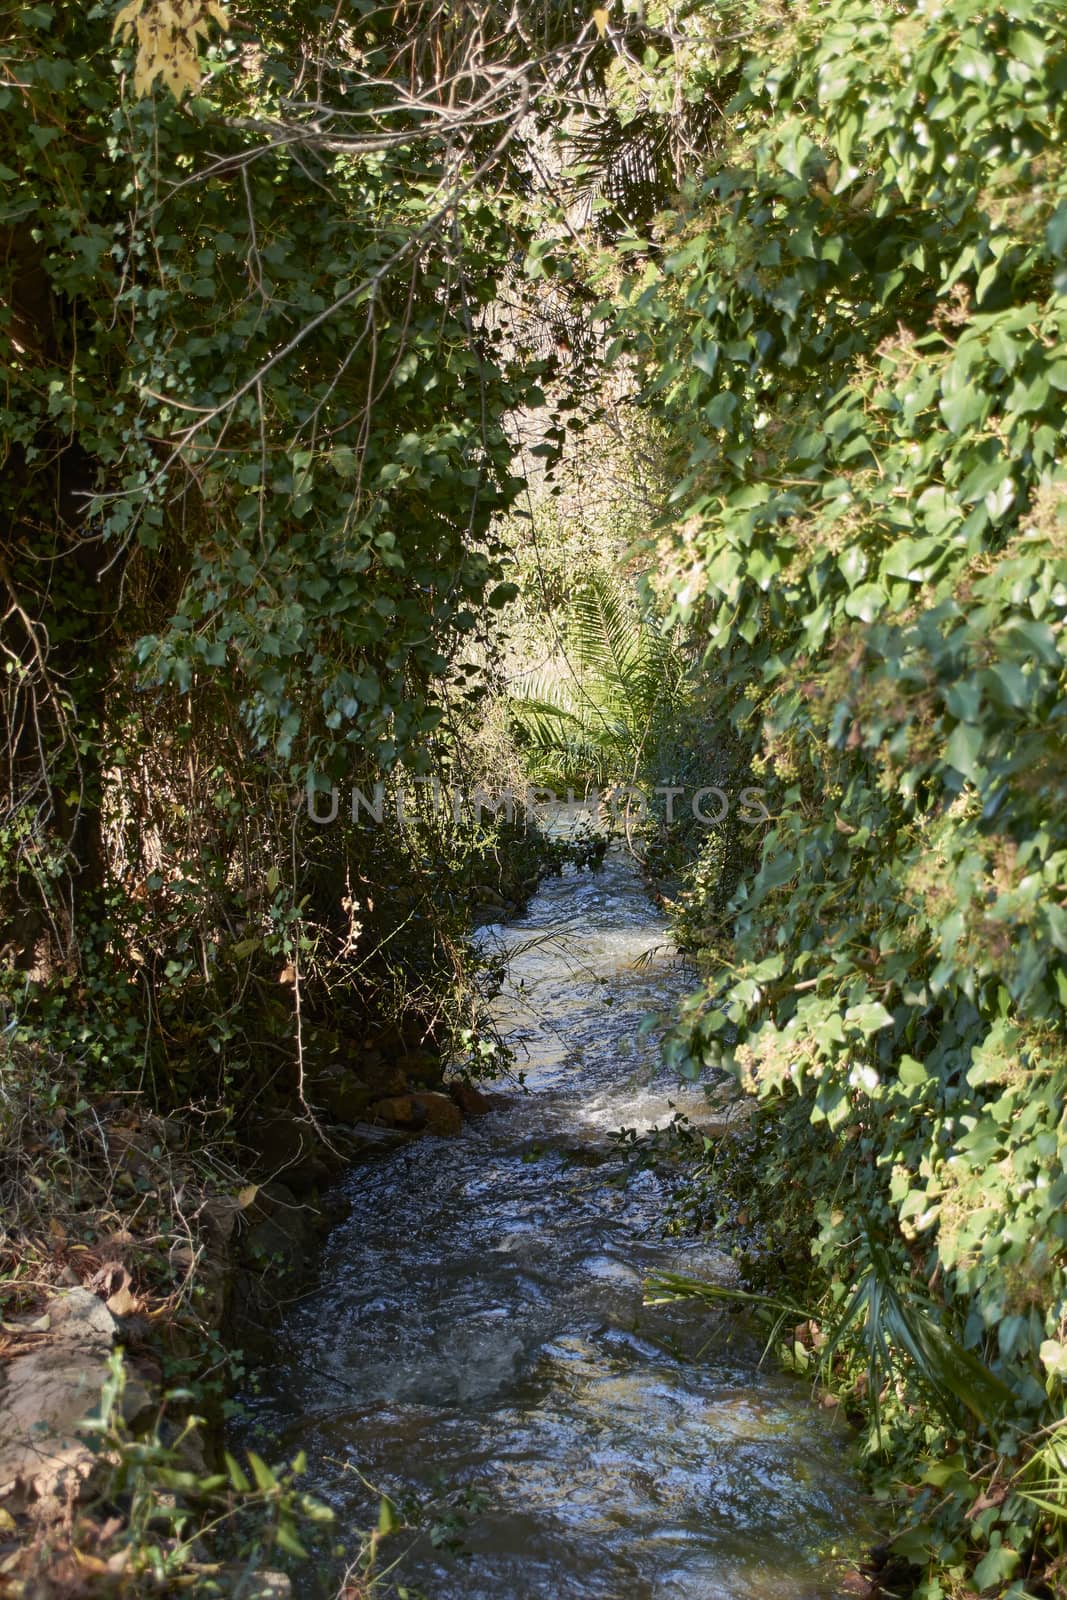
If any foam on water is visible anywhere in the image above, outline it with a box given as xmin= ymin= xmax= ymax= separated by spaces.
xmin=238 ymin=850 xmax=867 ymax=1597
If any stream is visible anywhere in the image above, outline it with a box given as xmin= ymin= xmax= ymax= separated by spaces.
xmin=240 ymin=850 xmax=866 ymax=1598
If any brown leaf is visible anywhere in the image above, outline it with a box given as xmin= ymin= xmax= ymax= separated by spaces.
xmin=967 ymin=1485 xmax=1009 ymax=1517
xmin=90 ymin=1261 xmax=129 ymax=1297
xmin=72 ymin=1550 xmax=113 ymax=1576
xmin=106 ymin=1285 xmax=139 ymax=1318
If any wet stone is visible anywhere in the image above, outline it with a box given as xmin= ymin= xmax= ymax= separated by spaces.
xmin=412 ymin=1091 xmax=464 ymax=1137
xmin=448 ymin=1079 xmax=493 ymax=1117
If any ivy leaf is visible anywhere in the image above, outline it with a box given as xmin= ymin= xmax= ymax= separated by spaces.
xmin=844 ymin=1001 xmax=894 ymax=1036
xmin=939 ymin=385 xmax=988 ymax=434
xmin=945 ymin=722 xmax=983 ymax=780
xmin=843 ymin=583 xmax=885 ymax=622
xmin=1039 ymin=1339 xmax=1067 ymax=1378
xmin=1047 ymin=201 xmax=1067 ymax=257
xmin=973 ymin=1542 xmax=1020 ymax=1591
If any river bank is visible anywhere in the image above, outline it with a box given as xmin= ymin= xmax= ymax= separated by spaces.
xmin=0 ymin=816 xmax=581 ymax=1593
xmin=1 ymin=846 xmax=875 ymax=1598
xmin=0 ymin=986 xmax=523 ymax=1597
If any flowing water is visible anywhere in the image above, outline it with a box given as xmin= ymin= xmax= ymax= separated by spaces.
xmin=241 ymin=851 xmax=866 ymax=1598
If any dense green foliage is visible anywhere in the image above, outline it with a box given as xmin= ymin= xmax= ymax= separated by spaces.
xmin=0 ymin=0 xmax=557 ymax=1097
xmin=9 ymin=0 xmax=1067 ymax=1591
xmin=599 ymin=0 xmax=1067 ymax=1590
xmin=0 ymin=6 xmax=599 ymax=1584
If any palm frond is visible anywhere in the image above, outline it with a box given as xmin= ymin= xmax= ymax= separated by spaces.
xmin=511 ymin=571 xmax=688 ymax=786
xmin=645 ymin=1271 xmax=810 ymax=1322
xmin=829 ymin=1232 xmax=1014 ymax=1432
xmin=1016 ymin=1425 xmax=1067 ymax=1522
xmin=645 ymin=1230 xmax=1014 ymax=1436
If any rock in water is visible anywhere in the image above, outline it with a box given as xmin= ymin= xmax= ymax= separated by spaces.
xmin=411 ymin=1091 xmax=464 ymax=1137
xmin=448 ymin=1079 xmax=492 ymax=1118
xmin=370 ymin=1094 xmax=426 ymax=1131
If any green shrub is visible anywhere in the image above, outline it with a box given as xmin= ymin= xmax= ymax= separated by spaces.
xmin=605 ymin=0 xmax=1067 ymax=1588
